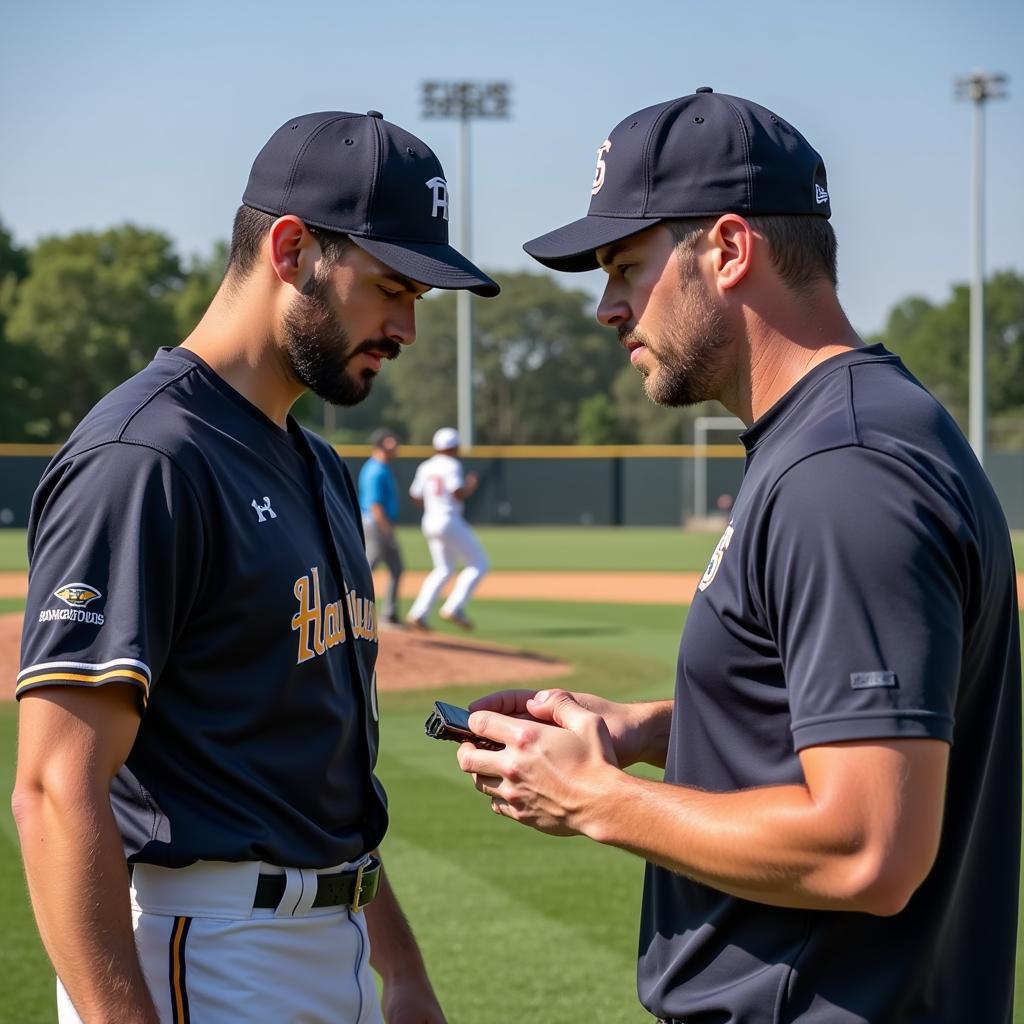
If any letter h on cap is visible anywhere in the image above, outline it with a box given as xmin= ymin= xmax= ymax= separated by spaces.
xmin=425 ymin=177 xmax=449 ymax=220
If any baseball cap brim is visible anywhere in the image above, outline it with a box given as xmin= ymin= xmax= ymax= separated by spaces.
xmin=523 ymin=214 xmax=664 ymax=272
xmin=349 ymin=236 xmax=499 ymax=297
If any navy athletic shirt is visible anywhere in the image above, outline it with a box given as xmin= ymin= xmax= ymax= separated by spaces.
xmin=18 ymin=347 xmax=388 ymax=868
xmin=638 ymin=345 xmax=1020 ymax=1023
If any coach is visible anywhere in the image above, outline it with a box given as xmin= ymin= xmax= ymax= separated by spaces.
xmin=12 ymin=110 xmax=498 ymax=1023
xmin=458 ymin=88 xmax=1020 ymax=1022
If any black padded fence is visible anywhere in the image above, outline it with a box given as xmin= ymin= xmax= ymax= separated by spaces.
xmin=1 ymin=449 xmax=1021 ymax=530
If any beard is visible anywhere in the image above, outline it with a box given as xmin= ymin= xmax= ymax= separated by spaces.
xmin=281 ymin=270 xmax=400 ymax=407
xmin=620 ymin=270 xmax=733 ymax=408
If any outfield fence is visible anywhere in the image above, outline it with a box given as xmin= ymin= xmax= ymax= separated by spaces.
xmin=1 ymin=445 xmax=1022 ymax=529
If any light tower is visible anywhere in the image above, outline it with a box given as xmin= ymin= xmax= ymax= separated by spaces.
xmin=954 ymin=71 xmax=1008 ymax=468
xmin=421 ymin=80 xmax=511 ymax=447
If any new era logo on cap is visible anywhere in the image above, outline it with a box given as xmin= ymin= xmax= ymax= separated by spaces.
xmin=524 ymin=87 xmax=831 ymax=273
xmin=242 ymin=111 xmax=498 ymax=296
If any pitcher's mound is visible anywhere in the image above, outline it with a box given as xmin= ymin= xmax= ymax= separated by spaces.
xmin=0 ymin=613 xmax=571 ymax=700
xmin=376 ymin=624 xmax=571 ymax=691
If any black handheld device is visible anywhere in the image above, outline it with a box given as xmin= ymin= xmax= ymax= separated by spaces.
xmin=424 ymin=700 xmax=504 ymax=750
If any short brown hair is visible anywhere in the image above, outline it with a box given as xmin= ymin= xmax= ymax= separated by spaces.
xmin=666 ymin=214 xmax=838 ymax=292
xmin=226 ymin=205 xmax=351 ymax=279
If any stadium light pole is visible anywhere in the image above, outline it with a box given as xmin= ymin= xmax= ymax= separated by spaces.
xmin=422 ymin=80 xmax=511 ymax=448
xmin=954 ymin=71 xmax=1008 ymax=469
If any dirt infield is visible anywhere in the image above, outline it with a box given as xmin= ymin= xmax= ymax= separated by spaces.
xmin=0 ymin=570 xmax=708 ymax=602
xmin=377 ymin=570 xmax=707 ymax=604
xmin=0 ymin=573 xmax=27 ymax=597
xmin=7 ymin=569 xmax=1024 ymax=605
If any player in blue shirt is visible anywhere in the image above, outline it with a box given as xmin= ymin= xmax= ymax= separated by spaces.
xmin=358 ymin=428 xmax=404 ymax=625
xmin=458 ymin=89 xmax=1020 ymax=1023
xmin=13 ymin=111 xmax=498 ymax=1024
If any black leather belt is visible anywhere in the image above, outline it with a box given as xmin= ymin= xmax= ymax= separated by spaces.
xmin=253 ymin=856 xmax=381 ymax=912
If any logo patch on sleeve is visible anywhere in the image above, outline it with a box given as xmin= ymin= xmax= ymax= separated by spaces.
xmin=40 ymin=582 xmax=105 ymax=625
xmin=53 ymin=583 xmax=102 ymax=608
xmin=850 ymin=671 xmax=898 ymax=690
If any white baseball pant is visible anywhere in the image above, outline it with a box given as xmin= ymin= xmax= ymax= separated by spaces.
xmin=56 ymin=858 xmax=382 ymax=1024
xmin=408 ymin=515 xmax=489 ymax=620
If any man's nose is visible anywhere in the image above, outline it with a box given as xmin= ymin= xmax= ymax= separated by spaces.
xmin=597 ymin=285 xmax=630 ymax=328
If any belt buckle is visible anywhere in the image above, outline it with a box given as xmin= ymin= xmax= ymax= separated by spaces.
xmin=350 ymin=861 xmax=366 ymax=913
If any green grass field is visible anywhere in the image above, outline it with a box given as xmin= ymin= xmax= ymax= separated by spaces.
xmin=1 ymin=528 xmax=1023 ymax=1021
xmin=0 ymin=526 xmax=732 ymax=574
xmin=3 ymin=526 xmax=1023 ymax=574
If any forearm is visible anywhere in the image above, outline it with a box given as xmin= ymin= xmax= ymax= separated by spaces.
xmin=582 ymin=770 xmax=898 ymax=914
xmin=364 ymin=863 xmax=433 ymax=988
xmin=467 ymin=699 xmax=943 ymax=917
xmin=13 ymin=785 xmax=157 ymax=1024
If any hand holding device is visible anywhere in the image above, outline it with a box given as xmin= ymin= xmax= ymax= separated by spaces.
xmin=424 ymin=700 xmax=504 ymax=750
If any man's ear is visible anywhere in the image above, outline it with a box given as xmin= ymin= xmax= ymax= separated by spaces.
xmin=267 ymin=216 xmax=320 ymax=289
xmin=707 ymin=214 xmax=755 ymax=292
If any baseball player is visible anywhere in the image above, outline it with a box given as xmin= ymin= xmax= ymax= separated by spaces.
xmin=456 ymin=89 xmax=1020 ymax=1022
xmin=12 ymin=110 xmax=498 ymax=1024
xmin=405 ymin=427 xmax=488 ymax=630
xmin=358 ymin=428 xmax=404 ymax=626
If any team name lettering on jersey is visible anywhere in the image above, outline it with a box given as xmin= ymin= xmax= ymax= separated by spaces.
xmin=38 ymin=607 xmax=106 ymax=625
xmin=291 ymin=567 xmax=377 ymax=664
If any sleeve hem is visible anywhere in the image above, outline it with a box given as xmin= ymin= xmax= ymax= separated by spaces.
xmin=792 ymin=710 xmax=954 ymax=751
xmin=16 ymin=658 xmax=152 ymax=707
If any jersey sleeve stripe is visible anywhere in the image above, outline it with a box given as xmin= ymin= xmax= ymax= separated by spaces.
xmin=15 ymin=667 xmax=151 ymax=702
xmin=16 ymin=657 xmax=152 ymax=682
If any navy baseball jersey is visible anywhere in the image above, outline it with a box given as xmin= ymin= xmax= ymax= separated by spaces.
xmin=17 ymin=346 xmax=388 ymax=868
xmin=638 ymin=345 xmax=1020 ymax=1022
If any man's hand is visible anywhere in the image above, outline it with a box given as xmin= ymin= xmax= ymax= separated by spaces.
xmin=470 ymin=688 xmax=670 ymax=768
xmin=381 ymin=979 xmax=446 ymax=1023
xmin=370 ymin=502 xmax=394 ymax=539
xmin=365 ymin=863 xmax=446 ymax=1023
xmin=458 ymin=692 xmax=619 ymax=836
xmin=454 ymin=471 xmax=479 ymax=501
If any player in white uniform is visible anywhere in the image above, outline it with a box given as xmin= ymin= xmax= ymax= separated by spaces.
xmin=406 ymin=427 xmax=489 ymax=630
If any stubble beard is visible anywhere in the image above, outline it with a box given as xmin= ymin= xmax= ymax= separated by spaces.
xmin=622 ymin=268 xmax=733 ymax=408
xmin=281 ymin=269 xmax=400 ymax=407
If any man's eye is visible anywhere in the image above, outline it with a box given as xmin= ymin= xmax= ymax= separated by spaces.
xmin=616 ymin=264 xmax=633 ymax=277
xmin=379 ymin=286 xmax=401 ymax=298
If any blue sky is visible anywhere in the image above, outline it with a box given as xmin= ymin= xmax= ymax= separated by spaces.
xmin=2 ymin=0 xmax=1021 ymax=335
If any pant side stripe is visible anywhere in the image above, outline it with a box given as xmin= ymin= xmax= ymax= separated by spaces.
xmin=168 ymin=916 xmax=192 ymax=1024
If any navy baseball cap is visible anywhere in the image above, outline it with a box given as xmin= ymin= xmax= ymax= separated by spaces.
xmin=243 ymin=111 xmax=499 ymax=296
xmin=524 ymin=87 xmax=830 ymax=272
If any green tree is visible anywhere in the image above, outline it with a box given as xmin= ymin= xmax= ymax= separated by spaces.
xmin=0 ymin=218 xmax=32 ymax=439
xmin=870 ymin=269 xmax=1024 ymax=449
xmin=609 ymin=363 xmax=733 ymax=445
xmin=373 ymin=290 xmax=456 ymax=443
xmin=576 ymin=393 xmax=626 ymax=444
xmin=6 ymin=226 xmax=184 ymax=440
xmin=0 ymin=218 xmax=28 ymax=287
xmin=383 ymin=271 xmax=622 ymax=444
xmin=175 ymin=241 xmax=228 ymax=338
